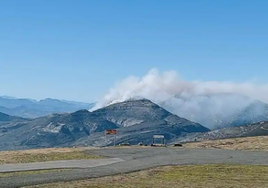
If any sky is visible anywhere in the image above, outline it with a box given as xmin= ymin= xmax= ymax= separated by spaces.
xmin=0 ymin=0 xmax=267 ymax=102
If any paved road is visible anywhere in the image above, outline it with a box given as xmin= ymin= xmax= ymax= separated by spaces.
xmin=0 ymin=158 xmax=123 ymax=173
xmin=1 ymin=147 xmax=268 ymax=188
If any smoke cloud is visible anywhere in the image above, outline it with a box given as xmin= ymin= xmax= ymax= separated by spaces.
xmin=91 ymin=69 xmax=268 ymax=129
xmin=92 ymin=68 xmax=268 ymax=109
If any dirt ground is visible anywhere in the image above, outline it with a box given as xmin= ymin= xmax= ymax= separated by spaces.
xmin=184 ymin=136 xmax=268 ymax=151
xmin=0 ymin=147 xmax=100 ymax=164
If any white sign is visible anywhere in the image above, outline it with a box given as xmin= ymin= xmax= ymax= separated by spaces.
xmin=153 ymin=135 xmax=164 ymax=139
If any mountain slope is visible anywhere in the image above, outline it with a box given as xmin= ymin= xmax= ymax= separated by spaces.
xmin=0 ymin=110 xmax=118 ymax=150
xmin=178 ymin=121 xmax=268 ymax=143
xmin=92 ymin=99 xmax=172 ymax=127
xmin=0 ymin=112 xmax=15 ymax=122
xmin=0 ymin=112 xmax=24 ymax=122
xmin=91 ymin=99 xmax=209 ymax=145
xmin=0 ymin=106 xmax=51 ymax=118
xmin=160 ymin=93 xmax=268 ymax=129
xmin=0 ymin=99 xmax=209 ymax=150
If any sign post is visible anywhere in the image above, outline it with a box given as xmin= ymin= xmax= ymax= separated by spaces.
xmin=104 ymin=129 xmax=117 ymax=147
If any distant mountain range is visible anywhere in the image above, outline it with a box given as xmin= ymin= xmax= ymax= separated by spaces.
xmin=2 ymin=93 xmax=268 ymax=130
xmin=0 ymin=99 xmax=209 ymax=150
xmin=160 ymin=93 xmax=268 ymax=129
xmin=0 ymin=96 xmax=95 ymax=118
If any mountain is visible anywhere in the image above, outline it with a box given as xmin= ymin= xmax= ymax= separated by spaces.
xmin=0 ymin=112 xmax=24 ymax=122
xmin=0 ymin=106 xmax=50 ymax=118
xmin=0 ymin=110 xmax=118 ymax=150
xmin=0 ymin=96 xmax=95 ymax=118
xmin=91 ymin=99 xmax=209 ymax=145
xmin=178 ymin=121 xmax=268 ymax=143
xmin=0 ymin=112 xmax=16 ymax=122
xmin=160 ymin=93 xmax=268 ymax=129
xmin=92 ymin=99 xmax=173 ymax=127
xmin=0 ymin=99 xmax=209 ymax=150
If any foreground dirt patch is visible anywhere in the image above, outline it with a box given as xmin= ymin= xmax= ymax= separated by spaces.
xmin=26 ymin=164 xmax=268 ymax=188
xmin=184 ymin=136 xmax=268 ymax=151
xmin=0 ymin=147 xmax=100 ymax=164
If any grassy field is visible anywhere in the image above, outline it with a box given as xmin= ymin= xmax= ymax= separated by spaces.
xmin=184 ymin=136 xmax=268 ymax=151
xmin=0 ymin=147 xmax=101 ymax=165
xmin=26 ymin=164 xmax=268 ymax=188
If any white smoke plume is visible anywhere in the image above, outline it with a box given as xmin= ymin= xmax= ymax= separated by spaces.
xmin=92 ymin=68 xmax=268 ymax=110
xmin=91 ymin=69 xmax=268 ymax=129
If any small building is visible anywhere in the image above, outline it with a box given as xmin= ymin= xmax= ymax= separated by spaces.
xmin=152 ymin=135 xmax=165 ymax=146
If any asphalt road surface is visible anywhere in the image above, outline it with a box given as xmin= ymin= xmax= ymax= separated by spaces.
xmin=0 ymin=158 xmax=123 ymax=173
xmin=1 ymin=147 xmax=268 ymax=188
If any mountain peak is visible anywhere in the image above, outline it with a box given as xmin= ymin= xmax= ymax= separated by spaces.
xmin=71 ymin=109 xmax=91 ymax=116
xmin=94 ymin=99 xmax=167 ymax=114
xmin=0 ymin=96 xmax=18 ymax=99
xmin=105 ymin=98 xmax=159 ymax=109
xmin=93 ymin=99 xmax=192 ymax=128
xmin=40 ymin=98 xmax=61 ymax=102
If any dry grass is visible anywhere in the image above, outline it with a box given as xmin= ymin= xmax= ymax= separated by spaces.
xmin=184 ymin=136 xmax=268 ymax=151
xmin=0 ymin=169 xmax=67 ymax=178
xmin=26 ymin=164 xmax=268 ymax=188
xmin=0 ymin=147 xmax=101 ymax=164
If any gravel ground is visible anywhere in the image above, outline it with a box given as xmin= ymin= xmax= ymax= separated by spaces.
xmin=1 ymin=147 xmax=268 ymax=188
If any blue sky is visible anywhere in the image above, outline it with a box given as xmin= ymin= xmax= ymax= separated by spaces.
xmin=0 ymin=0 xmax=267 ymax=102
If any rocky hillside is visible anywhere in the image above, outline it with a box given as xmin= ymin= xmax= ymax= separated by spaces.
xmin=178 ymin=121 xmax=268 ymax=143
xmin=0 ymin=99 xmax=209 ymax=150
xmin=90 ymin=99 xmax=209 ymax=145
xmin=0 ymin=110 xmax=118 ymax=150
xmin=93 ymin=99 xmax=177 ymax=127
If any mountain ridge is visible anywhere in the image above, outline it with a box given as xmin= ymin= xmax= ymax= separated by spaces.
xmin=0 ymin=111 xmax=25 ymax=122
xmin=89 ymin=99 xmax=209 ymax=145
xmin=0 ymin=96 xmax=95 ymax=118
xmin=178 ymin=121 xmax=268 ymax=143
xmin=0 ymin=99 xmax=209 ymax=150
